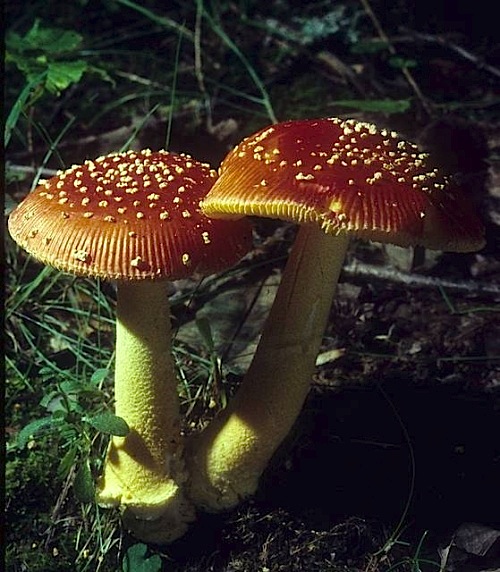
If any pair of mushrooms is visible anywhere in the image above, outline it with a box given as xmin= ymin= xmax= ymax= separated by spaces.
xmin=8 ymin=118 xmax=485 ymax=543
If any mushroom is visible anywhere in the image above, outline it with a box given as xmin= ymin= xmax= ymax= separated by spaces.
xmin=186 ymin=117 xmax=486 ymax=511
xmin=7 ymin=149 xmax=253 ymax=542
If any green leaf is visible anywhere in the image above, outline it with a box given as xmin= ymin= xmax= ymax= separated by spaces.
xmin=45 ymin=60 xmax=87 ymax=94
xmin=334 ymin=99 xmax=411 ymax=114
xmin=90 ymin=368 xmax=109 ymax=385
xmin=351 ymin=39 xmax=388 ymax=54
xmin=389 ymin=56 xmax=418 ymax=69
xmin=16 ymin=416 xmax=57 ymax=448
xmin=40 ymin=390 xmax=58 ymax=409
xmin=6 ymin=20 xmax=88 ymax=97
xmin=73 ymin=459 xmax=95 ymax=503
xmin=85 ymin=413 xmax=130 ymax=436
xmin=8 ymin=19 xmax=83 ymax=54
xmin=122 ymin=543 xmax=162 ymax=572
xmin=38 ymin=366 xmax=55 ymax=376
xmin=58 ymin=446 xmax=78 ymax=479
xmin=59 ymin=379 xmax=82 ymax=394
xmin=42 ymin=386 xmax=80 ymax=414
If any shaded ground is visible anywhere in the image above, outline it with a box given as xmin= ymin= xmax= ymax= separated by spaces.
xmin=161 ymin=380 xmax=500 ymax=570
xmin=159 ymin=234 xmax=500 ymax=572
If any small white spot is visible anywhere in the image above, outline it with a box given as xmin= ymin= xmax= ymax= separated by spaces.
xmin=73 ymin=249 xmax=90 ymax=263
xmin=131 ymin=256 xmax=143 ymax=267
xmin=295 ymin=172 xmax=315 ymax=181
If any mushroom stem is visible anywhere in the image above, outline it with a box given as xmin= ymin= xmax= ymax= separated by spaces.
xmin=97 ymin=280 xmax=194 ymax=542
xmin=187 ymin=225 xmax=350 ymax=510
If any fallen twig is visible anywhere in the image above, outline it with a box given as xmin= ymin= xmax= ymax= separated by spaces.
xmin=342 ymin=259 xmax=500 ymax=295
xmin=6 ymin=164 xmax=59 ymax=178
xmin=399 ymin=30 xmax=500 ymax=80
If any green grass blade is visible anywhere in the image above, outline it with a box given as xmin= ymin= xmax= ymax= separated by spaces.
xmin=5 ymin=72 xmax=46 ymax=148
xmin=114 ymin=0 xmax=194 ymax=42
xmin=202 ymin=7 xmax=277 ymax=123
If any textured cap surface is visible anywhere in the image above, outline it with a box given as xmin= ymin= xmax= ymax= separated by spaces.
xmin=202 ymin=118 xmax=485 ymax=252
xmin=8 ymin=149 xmax=253 ymax=280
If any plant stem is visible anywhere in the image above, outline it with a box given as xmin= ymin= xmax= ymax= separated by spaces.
xmin=187 ymin=225 xmax=350 ymax=510
xmin=97 ymin=280 xmax=194 ymax=542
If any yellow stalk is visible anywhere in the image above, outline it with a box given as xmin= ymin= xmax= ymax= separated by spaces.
xmin=97 ymin=280 xmax=194 ymax=542
xmin=187 ymin=225 xmax=349 ymax=510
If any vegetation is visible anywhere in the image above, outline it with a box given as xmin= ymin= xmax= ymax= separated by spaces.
xmin=5 ymin=1 xmax=499 ymax=571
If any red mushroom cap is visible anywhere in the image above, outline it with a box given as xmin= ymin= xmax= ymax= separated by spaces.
xmin=8 ymin=149 xmax=253 ymax=280
xmin=201 ymin=118 xmax=485 ymax=252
